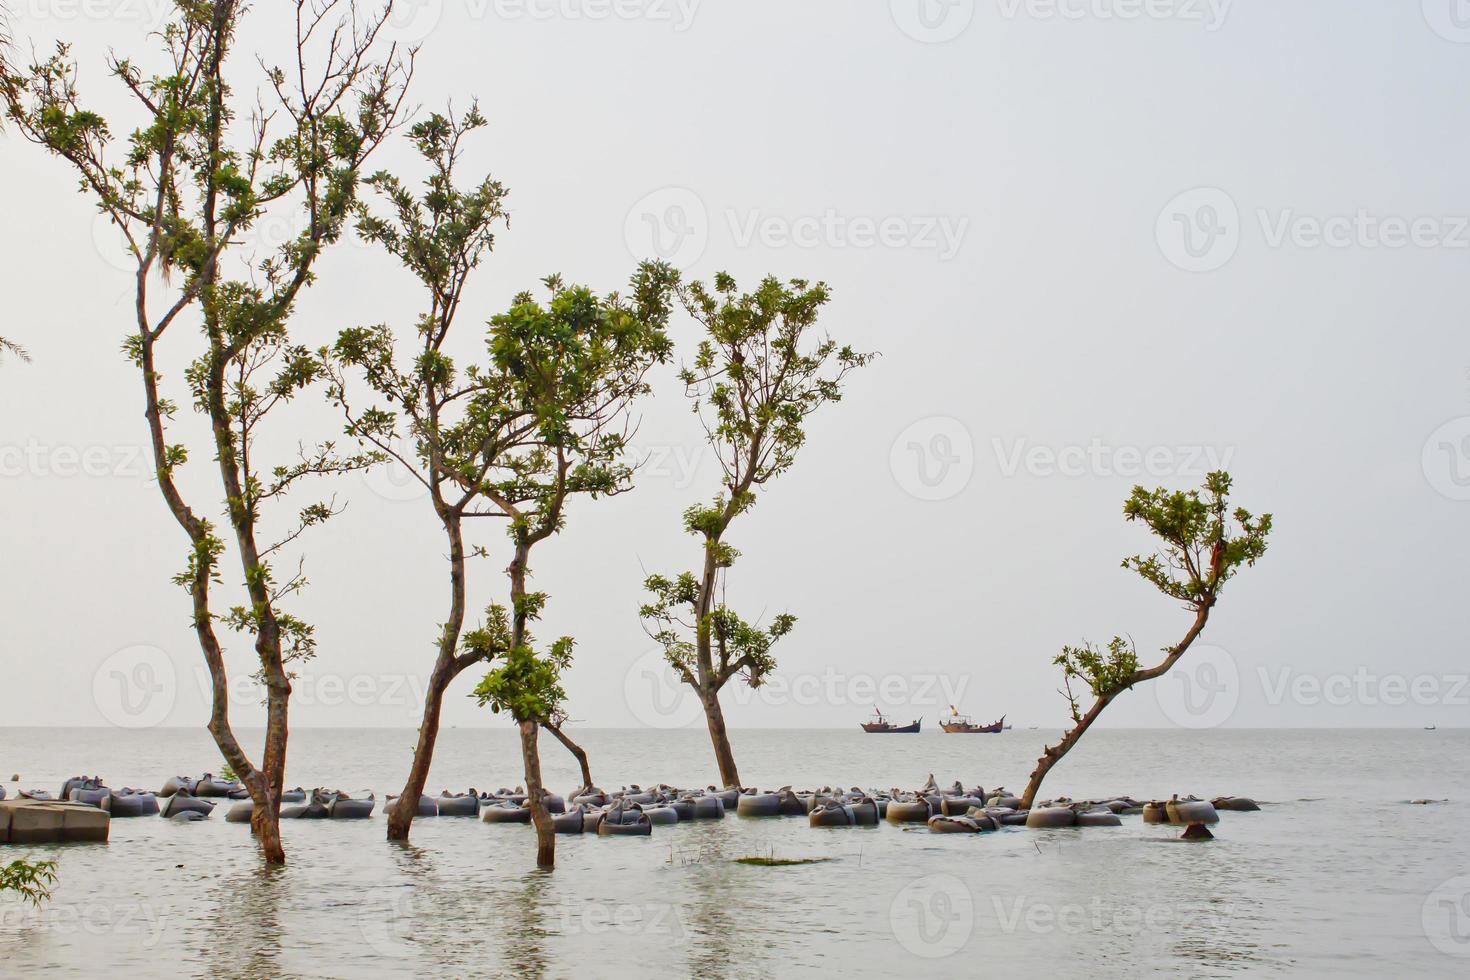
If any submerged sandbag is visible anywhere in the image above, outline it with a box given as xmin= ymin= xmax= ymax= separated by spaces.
xmin=1212 ymin=796 xmax=1260 ymax=812
xmin=688 ymin=796 xmax=725 ymax=819
xmin=281 ymin=788 xmax=308 ymax=804
xmin=68 ymin=786 xmax=113 ymax=810
xmin=885 ymin=799 xmax=930 ymax=824
xmin=282 ymin=791 xmax=332 ymax=820
xmin=735 ymin=793 xmax=781 ymax=817
xmin=1025 ymin=807 xmax=1077 ymax=829
xmin=552 ymin=808 xmax=586 ymax=834
xmin=159 ymin=776 xmax=195 ymax=797
xmin=59 ymin=776 xmax=103 ymax=801
xmin=1075 ymin=809 xmax=1122 ymax=827
xmin=928 ymin=814 xmax=987 ymax=833
xmin=109 ymin=790 xmax=160 ymax=818
xmin=1168 ymin=798 xmax=1219 ymax=825
xmin=940 ymin=796 xmax=986 ymax=816
xmin=225 ymin=800 xmax=255 ymax=823
xmin=436 ymin=793 xmax=480 ymax=817
xmin=160 ymin=793 xmax=215 ymax=819
xmin=480 ymin=802 xmax=531 ymax=824
xmin=597 ymin=810 xmax=652 ymax=836
xmin=642 ymin=805 xmax=679 ymax=826
xmin=809 ymin=801 xmax=856 ymax=827
xmin=192 ymin=774 xmax=241 ymax=798
xmin=325 ymin=792 xmax=375 ymax=820
xmin=1143 ymin=801 xmax=1169 ymax=824
xmin=999 ymin=811 xmax=1030 ymax=826
xmin=776 ymin=789 xmax=807 ymax=816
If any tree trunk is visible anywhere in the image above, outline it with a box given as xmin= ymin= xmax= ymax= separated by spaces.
xmin=509 ymin=538 xmax=555 ymax=868
xmin=520 ymin=720 xmax=555 ymax=869
xmin=1020 ymin=604 xmax=1213 ymax=810
xmin=543 ymin=722 xmax=593 ymax=790
xmin=702 ymin=687 xmax=740 ymax=788
xmin=389 ymin=512 xmax=469 ymax=842
xmin=248 ymin=785 xmax=286 ymax=865
xmin=388 ymin=671 xmax=450 ymax=841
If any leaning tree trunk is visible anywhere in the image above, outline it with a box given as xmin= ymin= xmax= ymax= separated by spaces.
xmin=1020 ymin=604 xmax=1213 ymax=810
xmin=701 ymin=686 xmax=741 ymax=788
xmin=388 ymin=516 xmax=469 ymax=842
xmin=543 ymin=721 xmax=593 ymax=790
xmin=388 ymin=670 xmax=450 ymax=841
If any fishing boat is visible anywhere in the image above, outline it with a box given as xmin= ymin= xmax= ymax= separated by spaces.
xmin=860 ymin=709 xmax=921 ymax=733
xmin=940 ymin=706 xmax=1005 ymax=734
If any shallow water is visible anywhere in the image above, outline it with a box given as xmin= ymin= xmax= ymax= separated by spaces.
xmin=1 ymin=727 xmax=1466 ymax=977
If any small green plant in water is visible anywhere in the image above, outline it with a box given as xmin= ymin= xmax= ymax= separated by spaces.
xmin=734 ymin=853 xmax=831 ymax=867
xmin=1 ymin=859 xmax=58 ymax=906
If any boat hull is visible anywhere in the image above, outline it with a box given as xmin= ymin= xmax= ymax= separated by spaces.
xmin=860 ymin=721 xmax=921 ymax=733
xmin=940 ymin=714 xmax=1005 ymax=733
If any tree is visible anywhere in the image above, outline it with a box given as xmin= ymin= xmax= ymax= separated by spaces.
xmin=473 ymin=269 xmax=676 ymax=868
xmin=1 ymin=0 xmax=412 ymax=864
xmin=325 ymin=105 xmax=512 ymax=843
xmin=639 ymin=274 xmax=875 ymax=788
xmin=1019 ymin=471 xmax=1273 ymax=809
xmin=0 ymin=337 xmax=27 ymax=364
xmin=543 ymin=709 xmax=594 ymax=791
xmin=1 ymin=859 xmax=57 ymax=906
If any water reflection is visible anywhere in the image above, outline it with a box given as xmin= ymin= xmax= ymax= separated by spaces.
xmin=493 ymin=870 xmax=552 ymax=978
xmin=207 ymin=866 xmax=286 ymax=980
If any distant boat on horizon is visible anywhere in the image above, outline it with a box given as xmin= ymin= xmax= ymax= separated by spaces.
xmin=1425 ymin=724 xmax=1437 ymax=731
xmin=860 ymin=709 xmax=921 ymax=734
xmin=940 ymin=706 xmax=1005 ymax=734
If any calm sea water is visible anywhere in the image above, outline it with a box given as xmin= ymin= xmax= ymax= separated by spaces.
xmin=1 ymin=727 xmax=1466 ymax=977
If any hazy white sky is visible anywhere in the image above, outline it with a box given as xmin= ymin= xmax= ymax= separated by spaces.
xmin=1 ymin=0 xmax=1467 ymax=732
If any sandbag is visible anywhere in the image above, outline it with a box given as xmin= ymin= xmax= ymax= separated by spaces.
xmin=480 ymin=803 xmax=531 ymax=824
xmin=735 ymin=793 xmax=781 ymax=817
xmin=1025 ymin=807 xmax=1077 ymax=829
xmin=688 ymin=796 xmax=725 ymax=819
xmin=160 ymin=793 xmax=215 ymax=819
xmin=885 ymin=800 xmax=931 ymax=824
xmin=109 ymin=790 xmax=159 ymax=818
